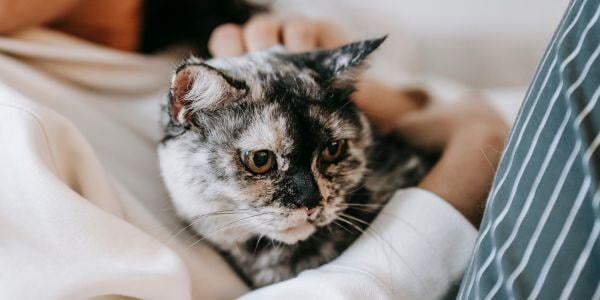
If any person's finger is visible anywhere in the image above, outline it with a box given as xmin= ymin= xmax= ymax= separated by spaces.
xmin=243 ymin=15 xmax=281 ymax=51
xmin=208 ymin=23 xmax=245 ymax=57
xmin=282 ymin=17 xmax=318 ymax=52
xmin=315 ymin=20 xmax=349 ymax=49
xmin=353 ymin=82 xmax=426 ymax=131
xmin=394 ymin=108 xmax=450 ymax=150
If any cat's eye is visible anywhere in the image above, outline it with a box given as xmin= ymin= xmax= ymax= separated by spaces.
xmin=320 ymin=140 xmax=347 ymax=163
xmin=241 ymin=150 xmax=276 ymax=174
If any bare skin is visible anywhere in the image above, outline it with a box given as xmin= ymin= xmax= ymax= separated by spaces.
xmin=0 ymin=0 xmax=141 ymax=51
xmin=396 ymin=98 xmax=508 ymax=226
xmin=0 ymin=0 xmax=80 ymax=33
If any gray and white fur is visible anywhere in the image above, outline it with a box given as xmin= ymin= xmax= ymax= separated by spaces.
xmin=158 ymin=37 xmax=432 ymax=287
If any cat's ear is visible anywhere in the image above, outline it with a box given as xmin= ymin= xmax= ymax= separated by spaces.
xmin=169 ymin=59 xmax=247 ymax=125
xmin=301 ymin=36 xmax=387 ymax=88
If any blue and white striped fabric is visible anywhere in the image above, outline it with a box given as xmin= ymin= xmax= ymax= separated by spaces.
xmin=458 ymin=0 xmax=600 ymax=299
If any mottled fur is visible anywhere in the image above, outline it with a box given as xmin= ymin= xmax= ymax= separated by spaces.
xmin=158 ymin=37 xmax=432 ymax=287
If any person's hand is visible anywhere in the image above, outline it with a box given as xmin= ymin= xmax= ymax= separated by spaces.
xmin=394 ymin=95 xmax=509 ymax=226
xmin=208 ymin=14 xmax=348 ymax=57
xmin=208 ymin=14 xmax=425 ymax=119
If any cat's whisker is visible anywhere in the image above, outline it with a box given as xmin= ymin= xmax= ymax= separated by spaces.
xmin=359 ymin=110 xmax=389 ymax=119
xmin=168 ymin=208 xmax=260 ymax=243
xmin=228 ymin=218 xmax=275 ymax=249
xmin=344 ymin=183 xmax=368 ymax=194
xmin=146 ymin=218 xmax=187 ymax=237
xmin=336 ymin=217 xmax=366 ymax=234
xmin=337 ymin=214 xmax=422 ymax=282
xmin=341 ymin=206 xmax=378 ymax=213
xmin=337 ymin=215 xmax=395 ymax=253
xmin=186 ymin=212 xmax=269 ymax=250
xmin=253 ymin=232 xmax=267 ymax=255
xmin=344 ymin=206 xmax=422 ymax=234
xmin=326 ymin=224 xmax=335 ymax=235
xmin=168 ymin=221 xmax=199 ymax=244
xmin=186 ymin=221 xmax=251 ymax=251
xmin=342 ymin=204 xmax=378 ymax=211
xmin=480 ymin=147 xmax=498 ymax=173
xmin=189 ymin=208 xmax=259 ymax=222
xmin=337 ymin=215 xmax=403 ymax=285
xmin=344 ymin=203 xmax=384 ymax=207
xmin=337 ymin=216 xmax=394 ymax=256
xmin=339 ymin=213 xmax=371 ymax=227
xmin=332 ymin=220 xmax=354 ymax=235
xmin=332 ymin=203 xmax=382 ymax=217
xmin=332 ymin=95 xmax=358 ymax=116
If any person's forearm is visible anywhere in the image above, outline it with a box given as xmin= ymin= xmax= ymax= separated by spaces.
xmin=419 ymin=126 xmax=505 ymax=227
xmin=0 ymin=0 xmax=80 ymax=33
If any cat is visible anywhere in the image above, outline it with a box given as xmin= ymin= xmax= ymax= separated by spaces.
xmin=158 ymin=37 xmax=433 ymax=287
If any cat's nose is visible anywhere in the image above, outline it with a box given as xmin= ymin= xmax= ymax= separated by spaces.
xmin=303 ymin=191 xmax=321 ymax=209
xmin=289 ymin=170 xmax=322 ymax=209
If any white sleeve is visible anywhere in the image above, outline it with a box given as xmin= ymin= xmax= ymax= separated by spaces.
xmin=241 ymin=188 xmax=478 ymax=300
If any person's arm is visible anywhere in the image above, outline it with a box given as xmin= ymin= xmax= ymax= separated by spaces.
xmin=0 ymin=0 xmax=79 ymax=33
xmin=0 ymin=0 xmax=141 ymax=52
xmin=396 ymin=98 xmax=508 ymax=226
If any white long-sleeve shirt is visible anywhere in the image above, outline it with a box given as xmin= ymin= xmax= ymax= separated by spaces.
xmin=0 ymin=28 xmax=478 ymax=299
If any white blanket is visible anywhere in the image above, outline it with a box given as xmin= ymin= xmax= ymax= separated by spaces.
xmin=0 ymin=29 xmax=478 ymax=299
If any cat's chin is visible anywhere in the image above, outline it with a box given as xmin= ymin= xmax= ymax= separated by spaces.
xmin=268 ymin=223 xmax=316 ymax=245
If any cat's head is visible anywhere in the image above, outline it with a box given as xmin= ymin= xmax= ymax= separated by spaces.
xmin=159 ymin=37 xmax=385 ymax=247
